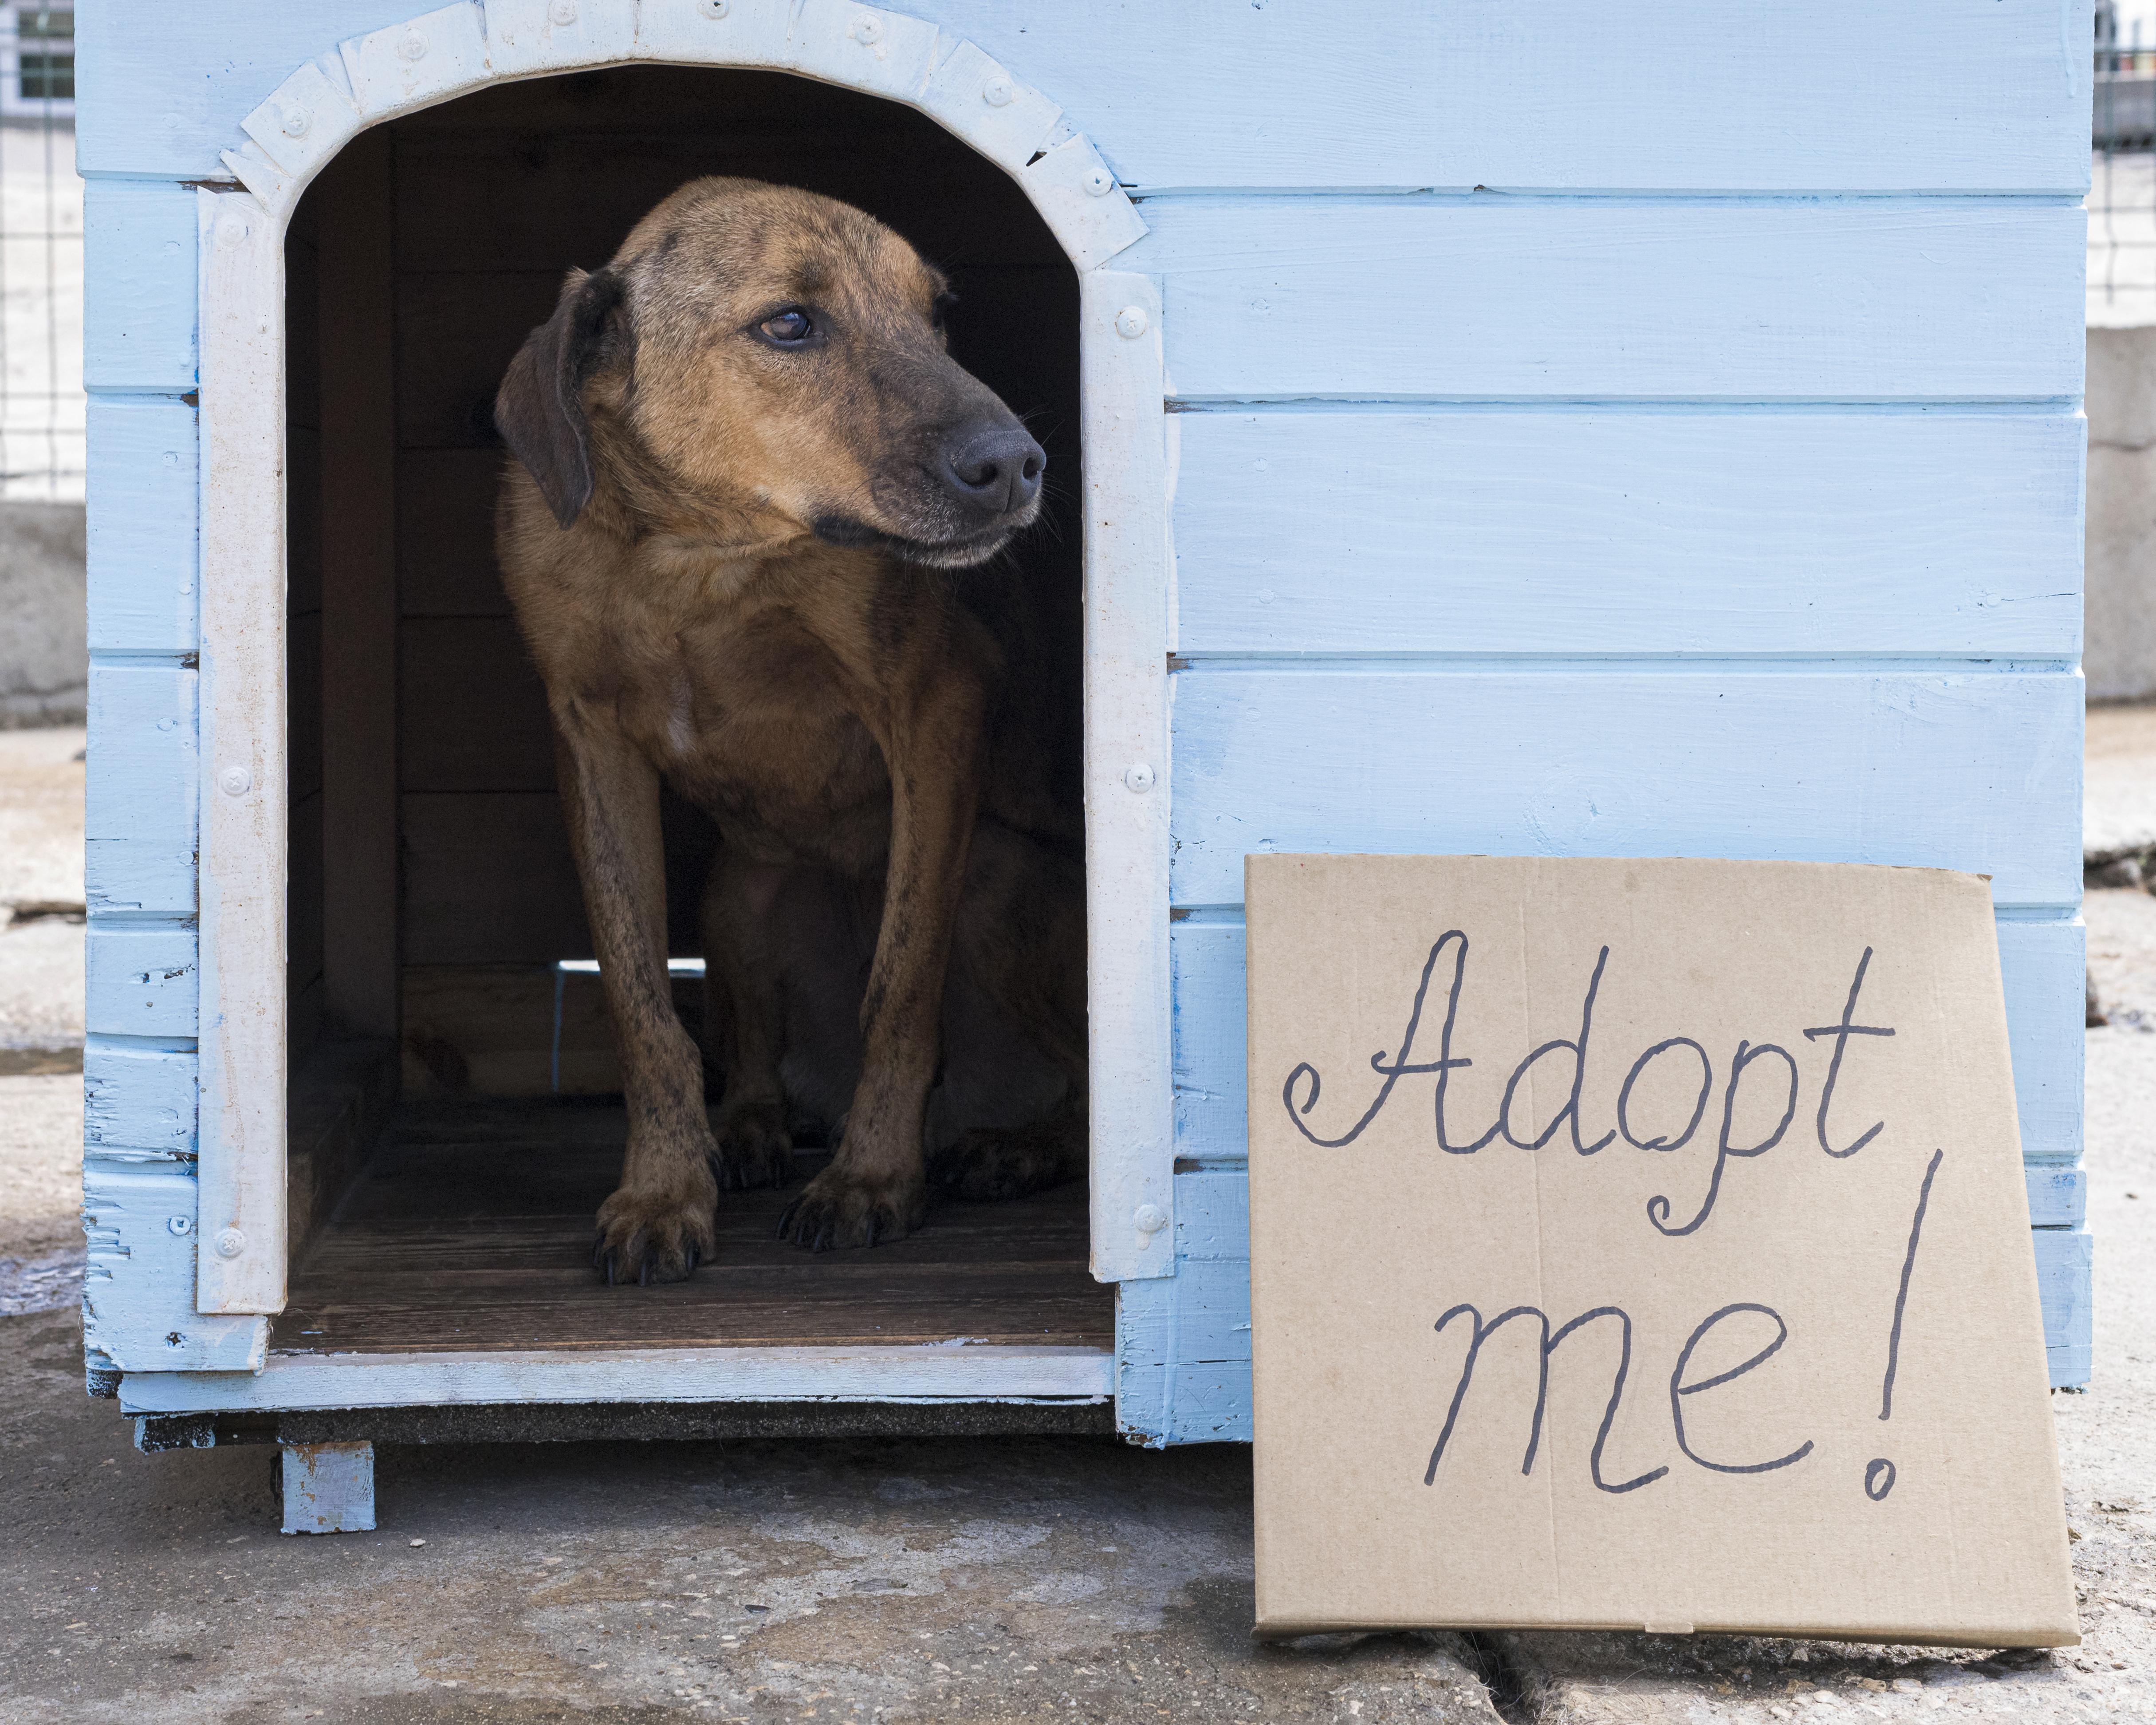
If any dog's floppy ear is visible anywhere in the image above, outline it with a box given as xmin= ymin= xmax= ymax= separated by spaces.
xmin=494 ymin=266 xmax=629 ymax=530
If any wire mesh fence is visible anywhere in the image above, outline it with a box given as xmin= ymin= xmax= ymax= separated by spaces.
xmin=2095 ymin=1 xmax=2156 ymax=327
xmin=0 ymin=3 xmax=78 ymax=503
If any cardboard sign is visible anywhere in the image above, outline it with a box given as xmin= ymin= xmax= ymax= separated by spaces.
xmin=1247 ymin=856 xmax=2075 ymax=1646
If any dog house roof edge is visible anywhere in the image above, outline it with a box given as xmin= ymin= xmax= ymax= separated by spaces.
xmin=213 ymin=0 xmax=1147 ymax=274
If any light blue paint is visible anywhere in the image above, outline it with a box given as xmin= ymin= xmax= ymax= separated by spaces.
xmin=1117 ymin=1259 xmax=1250 ymax=1369
xmin=84 ymin=662 xmax=197 ymax=919
xmin=82 ymin=1163 xmax=268 ymax=1372
xmin=1995 ymin=919 xmax=2086 ymax=1162
xmin=86 ymin=925 xmax=199 ymax=1039
xmin=87 ymin=396 xmax=200 ymax=652
xmin=1116 ymin=1173 xmax=1255 ymax=1445
xmin=82 ymin=180 xmax=198 ymax=394
xmin=2033 ymin=1229 xmax=2094 ymax=1388
xmin=1131 ymin=199 xmax=2083 ymax=402
xmin=74 ymin=1 xmax=2089 ymax=192
xmin=1171 ymin=919 xmax=1247 ymax=1166
xmin=1173 ymin=412 xmax=2083 ymax=661
xmin=280 ymin=1443 xmax=378 ymax=1535
xmin=2026 ymin=1166 xmax=2085 ymax=1231
xmin=1169 ymin=672 xmax=2082 ymax=911
xmin=1115 ymin=1298 xmax=1253 ymax=1447
xmin=83 ymin=1039 xmax=197 ymax=1159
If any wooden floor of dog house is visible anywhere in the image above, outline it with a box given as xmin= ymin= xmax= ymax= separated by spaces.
xmin=272 ymin=1102 xmax=1111 ymax=1355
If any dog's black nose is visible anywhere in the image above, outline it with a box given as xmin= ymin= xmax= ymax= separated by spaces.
xmin=942 ymin=423 xmax=1045 ymax=517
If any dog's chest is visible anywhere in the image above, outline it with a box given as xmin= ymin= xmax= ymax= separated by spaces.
xmin=630 ymin=614 xmax=893 ymax=862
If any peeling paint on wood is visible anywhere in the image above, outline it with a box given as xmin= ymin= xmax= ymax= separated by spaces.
xmin=82 ymin=1164 xmax=269 ymax=1371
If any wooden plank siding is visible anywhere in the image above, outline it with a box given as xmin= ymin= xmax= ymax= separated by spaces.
xmin=1171 ymin=411 xmax=2084 ymax=661
xmin=76 ymin=2 xmax=2091 ymax=193
xmin=81 ymin=179 xmax=199 ymax=394
xmin=84 ymin=398 xmax=200 ymax=653
xmin=73 ymin=0 xmax=2090 ymax=1416
xmin=1168 ymin=672 xmax=2082 ymax=908
xmin=79 ymin=170 xmax=213 ymax=1377
xmin=1131 ymin=200 xmax=2084 ymax=403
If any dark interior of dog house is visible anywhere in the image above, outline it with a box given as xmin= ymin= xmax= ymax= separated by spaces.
xmin=274 ymin=68 xmax=1102 ymax=1357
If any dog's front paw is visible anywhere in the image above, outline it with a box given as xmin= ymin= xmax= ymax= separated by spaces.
xmin=928 ymin=1119 xmax=1086 ymax=1201
xmin=594 ymin=1170 xmax=717 ymax=1285
xmin=714 ymin=1097 xmax=793 ymax=1191
xmin=775 ymin=1160 xmax=925 ymax=1251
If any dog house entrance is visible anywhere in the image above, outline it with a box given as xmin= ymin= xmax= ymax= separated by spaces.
xmin=273 ymin=67 xmax=1109 ymax=1370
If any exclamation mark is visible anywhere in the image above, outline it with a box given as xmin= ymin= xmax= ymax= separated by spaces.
xmin=1865 ymin=1147 xmax=1945 ymax=1502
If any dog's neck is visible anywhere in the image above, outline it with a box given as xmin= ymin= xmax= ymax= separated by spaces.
xmin=581 ymin=407 xmax=876 ymax=578
xmin=564 ymin=472 xmax=898 ymax=626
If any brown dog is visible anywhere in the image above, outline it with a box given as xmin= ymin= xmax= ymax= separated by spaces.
xmin=492 ymin=177 xmax=1087 ymax=1283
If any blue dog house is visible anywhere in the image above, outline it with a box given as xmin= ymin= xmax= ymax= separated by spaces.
xmin=76 ymin=0 xmax=2093 ymax=1514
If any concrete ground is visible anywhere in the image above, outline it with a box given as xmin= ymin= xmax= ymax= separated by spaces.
xmin=0 ymin=723 xmax=84 ymax=1067
xmin=2088 ymin=704 xmax=2156 ymax=865
xmin=1 ymin=724 xmax=2152 ymax=1725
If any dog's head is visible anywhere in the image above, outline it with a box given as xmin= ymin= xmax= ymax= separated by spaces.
xmin=495 ymin=177 xmax=1045 ymax=569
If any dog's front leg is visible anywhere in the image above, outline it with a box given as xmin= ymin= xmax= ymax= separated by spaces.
xmin=779 ymin=679 xmax=983 ymax=1249
xmin=556 ymin=713 xmax=718 ymax=1283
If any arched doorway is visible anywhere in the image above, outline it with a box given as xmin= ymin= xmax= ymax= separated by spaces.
xmin=188 ymin=10 xmax=1170 ymax=1422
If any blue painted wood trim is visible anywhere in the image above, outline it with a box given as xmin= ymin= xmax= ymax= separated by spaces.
xmin=1172 ymin=411 xmax=2083 ymax=662
xmin=2026 ymin=1165 xmax=2086 ymax=1231
xmin=87 ymin=396 xmax=200 ymax=652
xmin=83 ymin=1040 xmax=198 ymax=1160
xmin=83 ymin=179 xmax=199 ymax=394
xmin=82 ymin=1162 xmax=268 ymax=1372
xmin=1169 ymin=672 xmax=2081 ymax=911
xmin=1130 ymin=199 xmax=2083 ymax=402
xmin=85 ymin=662 xmax=198 ymax=919
xmin=1996 ymin=919 xmax=2086 ymax=1164
xmin=116 ymin=1346 xmax=1115 ymax=1411
xmin=86 ymin=925 xmax=200 ymax=1039
xmin=2034 ymin=1229 xmax=2093 ymax=1389
xmin=74 ymin=1 xmax=2089 ymax=192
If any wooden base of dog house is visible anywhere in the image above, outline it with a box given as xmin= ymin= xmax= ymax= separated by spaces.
xmin=121 ymin=1101 xmax=1117 ymax=1528
xmin=275 ymin=1100 xmax=1112 ymax=1355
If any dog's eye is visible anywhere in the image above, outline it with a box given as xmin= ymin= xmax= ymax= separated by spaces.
xmin=930 ymin=291 xmax=958 ymax=332
xmin=758 ymin=309 xmax=816 ymax=346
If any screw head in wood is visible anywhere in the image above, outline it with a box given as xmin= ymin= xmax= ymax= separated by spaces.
xmin=549 ymin=0 xmax=578 ymax=21
xmin=1114 ymin=305 xmax=1149 ymax=340
xmin=397 ymin=30 xmax=429 ymax=61
xmin=219 ymin=764 xmax=252 ymax=796
xmin=852 ymin=13 xmax=882 ymax=43
xmin=278 ymin=103 xmax=310 ymax=138
xmin=982 ymin=75 xmax=1014 ymax=107
xmin=214 ymin=1228 xmax=246 ymax=1259
xmin=167 ymin=1216 xmax=192 ymax=1237
xmin=1082 ymin=165 xmax=1115 ymax=197
xmin=1134 ymin=1203 xmax=1168 ymax=1235
xmin=699 ymin=0 xmax=730 ymax=16
xmin=1124 ymin=761 xmax=1155 ymax=792
xmin=216 ymin=214 xmax=249 ymax=249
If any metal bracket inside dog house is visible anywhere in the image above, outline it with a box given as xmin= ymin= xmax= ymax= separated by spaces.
xmin=192 ymin=0 xmax=1175 ymax=1314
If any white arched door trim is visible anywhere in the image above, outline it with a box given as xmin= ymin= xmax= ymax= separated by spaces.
xmin=194 ymin=0 xmax=1172 ymax=1314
